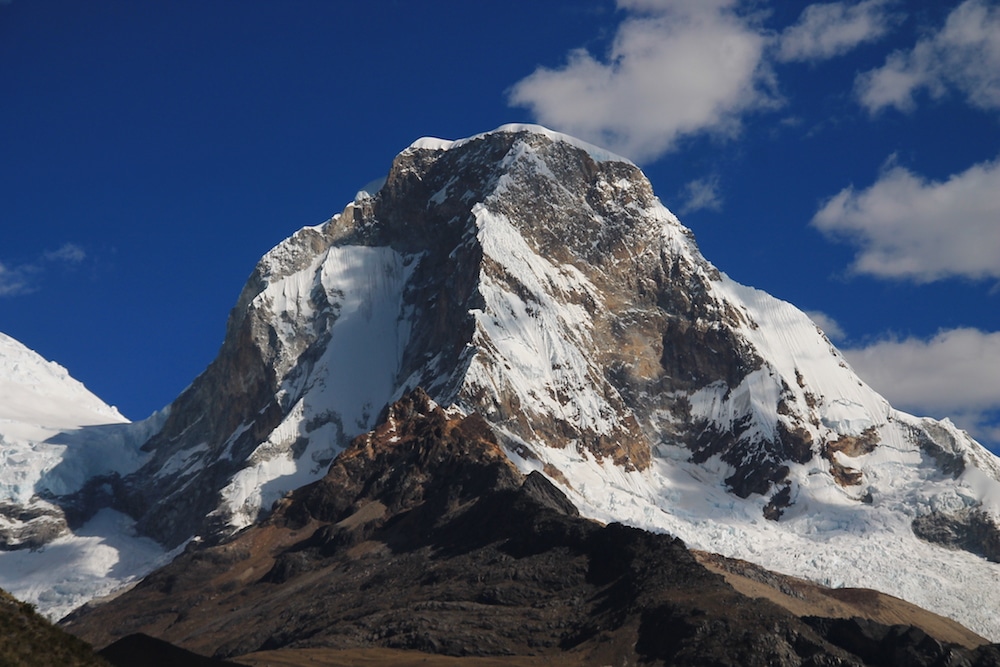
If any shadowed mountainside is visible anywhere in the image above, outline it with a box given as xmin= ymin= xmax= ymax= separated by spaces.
xmin=63 ymin=390 xmax=1000 ymax=667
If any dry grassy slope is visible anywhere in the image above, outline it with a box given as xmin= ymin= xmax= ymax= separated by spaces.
xmin=0 ymin=589 xmax=109 ymax=667
xmin=61 ymin=518 xmax=321 ymax=655
xmin=694 ymin=551 xmax=987 ymax=649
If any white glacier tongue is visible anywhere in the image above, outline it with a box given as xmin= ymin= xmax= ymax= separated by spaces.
xmin=0 ymin=509 xmax=175 ymax=622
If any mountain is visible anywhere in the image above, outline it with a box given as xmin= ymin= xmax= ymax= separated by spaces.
xmin=4 ymin=124 xmax=1000 ymax=641
xmin=63 ymin=390 xmax=1000 ymax=666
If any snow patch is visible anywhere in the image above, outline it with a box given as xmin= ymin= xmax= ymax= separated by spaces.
xmin=408 ymin=136 xmax=454 ymax=151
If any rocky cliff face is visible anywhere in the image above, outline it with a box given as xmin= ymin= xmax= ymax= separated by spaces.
xmin=13 ymin=125 xmax=1000 ymax=639
xmin=106 ymin=126 xmax=676 ymax=547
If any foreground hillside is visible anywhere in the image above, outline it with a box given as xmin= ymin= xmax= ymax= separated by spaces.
xmin=64 ymin=391 xmax=1000 ymax=667
xmin=0 ymin=589 xmax=108 ymax=666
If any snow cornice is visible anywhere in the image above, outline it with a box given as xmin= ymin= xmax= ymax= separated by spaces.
xmin=406 ymin=123 xmax=636 ymax=167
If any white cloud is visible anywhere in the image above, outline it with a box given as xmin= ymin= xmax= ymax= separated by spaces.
xmin=812 ymin=156 xmax=1000 ymax=282
xmin=805 ymin=311 xmax=847 ymax=341
xmin=508 ymin=0 xmax=778 ymax=163
xmin=0 ymin=263 xmax=31 ymax=297
xmin=0 ymin=244 xmax=87 ymax=298
xmin=43 ymin=243 xmax=86 ymax=264
xmin=842 ymin=328 xmax=1000 ymax=446
xmin=856 ymin=0 xmax=1000 ymax=112
xmin=678 ymin=176 xmax=723 ymax=213
xmin=777 ymin=0 xmax=898 ymax=62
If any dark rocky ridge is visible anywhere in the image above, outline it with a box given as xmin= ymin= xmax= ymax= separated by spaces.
xmin=912 ymin=508 xmax=1000 ymax=563
xmin=63 ymin=391 xmax=1000 ymax=666
xmin=98 ymin=633 xmax=245 ymax=667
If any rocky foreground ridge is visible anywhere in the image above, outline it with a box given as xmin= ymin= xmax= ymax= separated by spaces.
xmin=63 ymin=390 xmax=1000 ymax=667
xmin=3 ymin=124 xmax=1000 ymax=640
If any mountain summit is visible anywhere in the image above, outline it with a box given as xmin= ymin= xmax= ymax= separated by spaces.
xmin=4 ymin=124 xmax=1000 ymax=640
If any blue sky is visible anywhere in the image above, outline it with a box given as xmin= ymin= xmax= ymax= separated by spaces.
xmin=2 ymin=0 xmax=999 ymax=449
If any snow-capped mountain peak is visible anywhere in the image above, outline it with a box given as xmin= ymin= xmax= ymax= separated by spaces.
xmin=0 ymin=332 xmax=169 ymax=620
xmin=406 ymin=122 xmax=636 ymax=166
xmin=0 ymin=333 xmax=125 ymax=435
xmin=4 ymin=125 xmax=1000 ymax=641
xmin=0 ymin=333 xmax=132 ymax=511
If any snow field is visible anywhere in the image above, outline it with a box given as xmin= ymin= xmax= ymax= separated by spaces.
xmin=0 ymin=509 xmax=173 ymax=621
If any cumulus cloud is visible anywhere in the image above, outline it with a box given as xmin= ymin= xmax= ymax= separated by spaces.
xmin=805 ymin=311 xmax=847 ymax=341
xmin=856 ymin=0 xmax=1000 ymax=113
xmin=777 ymin=0 xmax=899 ymax=62
xmin=842 ymin=328 xmax=1000 ymax=445
xmin=678 ymin=176 xmax=723 ymax=214
xmin=0 ymin=244 xmax=88 ymax=298
xmin=812 ymin=156 xmax=1000 ymax=282
xmin=508 ymin=0 xmax=778 ymax=163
